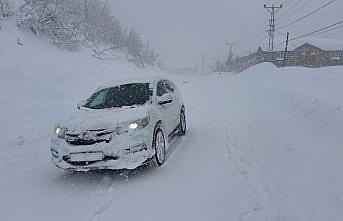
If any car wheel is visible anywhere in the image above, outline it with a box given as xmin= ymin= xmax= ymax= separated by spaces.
xmin=149 ymin=128 xmax=166 ymax=167
xmin=177 ymin=109 xmax=186 ymax=136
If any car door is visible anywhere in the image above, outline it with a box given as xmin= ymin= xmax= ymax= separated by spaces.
xmin=163 ymin=80 xmax=180 ymax=131
xmin=156 ymin=80 xmax=175 ymax=136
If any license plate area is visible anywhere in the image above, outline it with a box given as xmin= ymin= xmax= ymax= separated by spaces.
xmin=70 ymin=152 xmax=104 ymax=162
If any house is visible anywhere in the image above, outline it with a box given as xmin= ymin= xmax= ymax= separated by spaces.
xmin=225 ymin=38 xmax=343 ymax=72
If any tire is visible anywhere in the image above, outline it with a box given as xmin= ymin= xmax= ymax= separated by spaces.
xmin=149 ymin=128 xmax=166 ymax=167
xmin=177 ymin=108 xmax=186 ymax=136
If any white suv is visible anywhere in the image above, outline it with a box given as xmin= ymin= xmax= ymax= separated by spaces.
xmin=51 ymin=76 xmax=186 ymax=171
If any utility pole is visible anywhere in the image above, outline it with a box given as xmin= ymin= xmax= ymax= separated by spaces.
xmin=283 ymin=32 xmax=289 ymax=67
xmin=235 ymin=56 xmax=239 ymax=72
xmin=264 ymin=3 xmax=282 ymax=51
xmin=226 ymin=42 xmax=236 ymax=61
xmin=201 ymin=54 xmax=205 ymax=74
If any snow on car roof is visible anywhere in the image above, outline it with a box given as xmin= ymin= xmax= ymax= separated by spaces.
xmin=96 ymin=75 xmax=166 ymax=91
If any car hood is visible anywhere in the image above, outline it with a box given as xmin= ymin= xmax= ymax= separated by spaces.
xmin=58 ymin=105 xmax=150 ymax=132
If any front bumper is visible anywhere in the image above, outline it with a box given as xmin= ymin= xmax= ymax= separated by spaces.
xmin=50 ymin=130 xmax=154 ymax=171
xmin=52 ymin=148 xmax=151 ymax=171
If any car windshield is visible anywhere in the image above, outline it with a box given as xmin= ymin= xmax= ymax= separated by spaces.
xmin=84 ymin=83 xmax=151 ymax=109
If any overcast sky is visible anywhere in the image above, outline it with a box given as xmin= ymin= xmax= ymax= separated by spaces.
xmin=111 ymin=0 xmax=343 ymax=67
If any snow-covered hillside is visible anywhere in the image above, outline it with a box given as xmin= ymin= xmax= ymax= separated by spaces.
xmin=1 ymin=20 xmax=343 ymax=221
xmin=0 ymin=18 xmax=162 ymax=157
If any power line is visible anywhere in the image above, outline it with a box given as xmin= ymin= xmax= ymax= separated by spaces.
xmin=234 ymin=2 xmax=291 ymax=56
xmin=229 ymin=1 xmax=341 ymax=58
xmin=234 ymin=2 xmax=284 ymax=50
xmin=312 ymin=24 xmax=343 ymax=36
xmin=274 ymin=18 xmax=343 ymax=47
xmin=275 ymin=29 xmax=298 ymax=48
xmin=283 ymin=0 xmax=316 ymax=19
xmin=238 ymin=1 xmax=342 ymax=57
xmin=277 ymin=0 xmax=306 ymax=20
xmin=235 ymin=1 xmax=296 ymax=56
xmin=238 ymin=21 xmax=343 ymax=57
xmin=277 ymin=0 xmax=336 ymax=30
xmin=235 ymin=30 xmax=265 ymax=47
xmin=289 ymin=19 xmax=343 ymax=41
xmin=237 ymin=35 xmax=268 ymax=56
xmin=233 ymin=8 xmax=268 ymax=46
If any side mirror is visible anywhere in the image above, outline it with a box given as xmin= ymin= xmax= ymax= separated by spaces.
xmin=77 ymin=100 xmax=87 ymax=110
xmin=157 ymin=93 xmax=173 ymax=105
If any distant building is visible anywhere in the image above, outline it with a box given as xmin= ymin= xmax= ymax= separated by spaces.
xmin=225 ymin=38 xmax=343 ymax=72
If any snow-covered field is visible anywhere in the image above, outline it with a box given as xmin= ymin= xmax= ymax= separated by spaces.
xmin=1 ymin=20 xmax=343 ymax=221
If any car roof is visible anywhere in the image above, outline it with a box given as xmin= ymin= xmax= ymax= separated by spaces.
xmin=96 ymin=75 xmax=171 ymax=91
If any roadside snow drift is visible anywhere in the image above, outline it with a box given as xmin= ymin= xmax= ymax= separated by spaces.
xmin=1 ymin=21 xmax=343 ymax=221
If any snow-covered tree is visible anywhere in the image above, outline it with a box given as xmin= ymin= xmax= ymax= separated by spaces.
xmin=18 ymin=0 xmax=84 ymax=49
xmin=0 ymin=0 xmax=13 ymax=17
xmin=17 ymin=0 xmax=157 ymax=65
xmin=142 ymin=40 xmax=158 ymax=66
xmin=126 ymin=27 xmax=144 ymax=65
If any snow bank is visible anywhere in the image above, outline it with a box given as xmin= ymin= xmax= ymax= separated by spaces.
xmin=242 ymin=62 xmax=277 ymax=74
xmin=225 ymin=63 xmax=343 ymax=221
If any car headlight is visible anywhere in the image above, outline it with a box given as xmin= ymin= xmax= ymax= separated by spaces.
xmin=129 ymin=116 xmax=150 ymax=130
xmin=54 ymin=125 xmax=67 ymax=139
xmin=117 ymin=116 xmax=150 ymax=134
xmin=129 ymin=122 xmax=139 ymax=130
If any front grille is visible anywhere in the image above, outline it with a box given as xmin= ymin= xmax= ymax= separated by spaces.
xmin=67 ymin=139 xmax=101 ymax=146
xmin=65 ymin=129 xmax=114 ymax=146
xmin=63 ymin=155 xmax=119 ymax=165
xmin=67 ymin=161 xmax=97 ymax=167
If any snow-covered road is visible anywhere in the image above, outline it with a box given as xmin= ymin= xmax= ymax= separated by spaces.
xmin=2 ymin=68 xmax=343 ymax=221
xmin=1 ymin=21 xmax=343 ymax=221
xmin=0 ymin=72 xmax=264 ymax=221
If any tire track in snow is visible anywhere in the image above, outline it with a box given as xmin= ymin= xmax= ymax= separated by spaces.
xmin=91 ymin=175 xmax=118 ymax=197
xmin=162 ymin=135 xmax=188 ymax=168
xmin=224 ymin=113 xmax=273 ymax=221
xmin=221 ymin=78 xmax=279 ymax=221
xmin=216 ymin=75 xmax=251 ymax=177
xmin=88 ymin=171 xmax=130 ymax=221
xmin=223 ymin=122 xmax=251 ymax=177
xmin=88 ymin=133 xmax=188 ymax=220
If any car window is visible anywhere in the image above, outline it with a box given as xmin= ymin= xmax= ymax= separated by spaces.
xmin=157 ymin=81 xmax=168 ymax=97
xmin=84 ymin=83 xmax=150 ymax=109
xmin=164 ymin=80 xmax=175 ymax=93
xmin=170 ymin=81 xmax=178 ymax=92
xmin=106 ymin=83 xmax=150 ymax=108
xmin=86 ymin=88 xmax=109 ymax=108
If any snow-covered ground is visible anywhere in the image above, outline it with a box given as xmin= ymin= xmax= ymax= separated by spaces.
xmin=1 ymin=20 xmax=343 ymax=221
